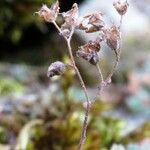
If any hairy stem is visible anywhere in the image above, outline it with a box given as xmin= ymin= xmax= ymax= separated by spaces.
xmin=52 ymin=21 xmax=63 ymax=35
xmin=119 ymin=15 xmax=123 ymax=30
xmin=108 ymin=49 xmax=120 ymax=80
xmin=106 ymin=15 xmax=123 ymax=83
xmin=96 ymin=63 xmax=104 ymax=83
xmin=53 ymin=21 xmax=91 ymax=150
xmin=66 ymin=40 xmax=91 ymax=150
xmin=77 ymin=102 xmax=91 ymax=150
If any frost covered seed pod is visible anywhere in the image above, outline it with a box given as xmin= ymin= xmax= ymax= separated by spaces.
xmin=61 ymin=3 xmax=79 ymax=39
xmin=47 ymin=61 xmax=66 ymax=77
xmin=103 ymin=25 xmax=120 ymax=51
xmin=113 ymin=0 xmax=129 ymax=16
xmin=76 ymin=50 xmax=99 ymax=65
xmin=80 ymin=41 xmax=101 ymax=53
xmin=78 ymin=12 xmax=105 ymax=33
xmin=76 ymin=41 xmax=100 ymax=65
xmin=62 ymin=3 xmax=79 ymax=27
xmin=35 ymin=1 xmax=60 ymax=22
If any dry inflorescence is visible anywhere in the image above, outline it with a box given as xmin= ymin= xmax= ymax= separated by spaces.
xmin=76 ymin=40 xmax=100 ymax=65
xmin=35 ymin=1 xmax=129 ymax=150
xmin=35 ymin=1 xmax=59 ymax=23
xmin=113 ymin=0 xmax=129 ymax=16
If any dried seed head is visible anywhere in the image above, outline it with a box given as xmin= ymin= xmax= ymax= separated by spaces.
xmin=62 ymin=3 xmax=79 ymax=27
xmin=47 ymin=61 xmax=66 ymax=77
xmin=113 ymin=0 xmax=129 ymax=16
xmin=60 ymin=3 xmax=79 ymax=39
xmin=76 ymin=41 xmax=100 ymax=65
xmin=76 ymin=51 xmax=99 ymax=65
xmin=80 ymin=41 xmax=101 ymax=53
xmin=78 ymin=12 xmax=105 ymax=33
xmin=103 ymin=25 xmax=120 ymax=50
xmin=86 ymin=12 xmax=104 ymax=27
xmin=35 ymin=1 xmax=60 ymax=22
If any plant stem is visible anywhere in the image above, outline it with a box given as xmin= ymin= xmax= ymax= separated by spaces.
xmin=53 ymin=22 xmax=91 ymax=150
xmin=96 ymin=63 xmax=104 ymax=83
xmin=52 ymin=21 xmax=63 ymax=35
xmin=66 ymin=40 xmax=91 ymax=150
xmin=119 ymin=15 xmax=123 ymax=30
xmin=77 ymin=102 xmax=91 ymax=150
xmin=66 ymin=40 xmax=90 ymax=103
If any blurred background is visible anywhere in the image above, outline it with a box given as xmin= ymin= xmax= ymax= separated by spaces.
xmin=0 ymin=0 xmax=150 ymax=149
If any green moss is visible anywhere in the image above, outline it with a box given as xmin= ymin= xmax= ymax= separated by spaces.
xmin=0 ymin=76 xmax=25 ymax=95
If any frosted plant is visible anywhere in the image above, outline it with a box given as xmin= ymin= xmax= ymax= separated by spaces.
xmin=35 ymin=1 xmax=129 ymax=149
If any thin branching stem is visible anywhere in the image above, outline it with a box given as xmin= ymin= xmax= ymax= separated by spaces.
xmin=66 ymin=40 xmax=90 ymax=104
xmin=106 ymin=15 xmax=124 ymax=83
xmin=36 ymin=1 xmax=129 ymax=149
xmin=66 ymin=37 xmax=91 ymax=150
xmin=96 ymin=63 xmax=104 ymax=83
xmin=108 ymin=49 xmax=120 ymax=79
xmin=53 ymin=21 xmax=91 ymax=150
xmin=119 ymin=15 xmax=123 ymax=30
xmin=52 ymin=21 xmax=63 ymax=35
xmin=77 ymin=102 xmax=91 ymax=150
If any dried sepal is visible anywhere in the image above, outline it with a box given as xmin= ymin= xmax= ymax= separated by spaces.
xmin=60 ymin=24 xmax=72 ymax=39
xmin=76 ymin=41 xmax=100 ymax=65
xmin=85 ymin=26 xmax=101 ymax=33
xmin=47 ymin=61 xmax=66 ymax=77
xmin=79 ymin=40 xmax=101 ymax=53
xmin=113 ymin=0 xmax=129 ymax=16
xmin=60 ymin=3 xmax=78 ymax=39
xmin=62 ymin=3 xmax=79 ymax=27
xmin=103 ymin=25 xmax=120 ymax=51
xmin=78 ymin=12 xmax=105 ymax=33
xmin=76 ymin=50 xmax=99 ymax=65
xmin=86 ymin=13 xmax=104 ymax=27
xmin=35 ymin=1 xmax=60 ymax=22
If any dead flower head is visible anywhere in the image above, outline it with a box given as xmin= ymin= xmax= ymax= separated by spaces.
xmin=76 ymin=41 xmax=100 ymax=65
xmin=60 ymin=3 xmax=79 ymax=39
xmin=103 ymin=25 xmax=120 ymax=50
xmin=35 ymin=1 xmax=60 ymax=22
xmin=47 ymin=61 xmax=66 ymax=77
xmin=62 ymin=3 xmax=79 ymax=27
xmin=78 ymin=12 xmax=105 ymax=33
xmin=113 ymin=0 xmax=129 ymax=16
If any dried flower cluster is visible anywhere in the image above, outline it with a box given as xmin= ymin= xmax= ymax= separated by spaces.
xmin=103 ymin=25 xmax=121 ymax=52
xmin=35 ymin=1 xmax=129 ymax=150
xmin=78 ymin=12 xmax=105 ymax=33
xmin=113 ymin=0 xmax=129 ymax=16
xmin=76 ymin=40 xmax=100 ymax=65
xmin=61 ymin=3 xmax=79 ymax=38
xmin=35 ymin=1 xmax=59 ymax=22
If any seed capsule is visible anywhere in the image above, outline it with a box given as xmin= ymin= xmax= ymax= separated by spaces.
xmin=113 ymin=0 xmax=129 ymax=16
xmin=47 ymin=61 xmax=66 ymax=77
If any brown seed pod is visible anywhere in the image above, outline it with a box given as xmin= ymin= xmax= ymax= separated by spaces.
xmin=78 ymin=12 xmax=105 ymax=33
xmin=85 ymin=26 xmax=101 ymax=33
xmin=113 ymin=0 xmax=129 ymax=16
xmin=76 ymin=41 xmax=100 ymax=65
xmin=60 ymin=3 xmax=79 ymax=38
xmin=76 ymin=50 xmax=99 ymax=65
xmin=103 ymin=25 xmax=120 ymax=51
xmin=62 ymin=3 xmax=79 ymax=27
xmin=86 ymin=12 xmax=104 ymax=27
xmin=80 ymin=40 xmax=101 ymax=53
xmin=35 ymin=1 xmax=60 ymax=22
